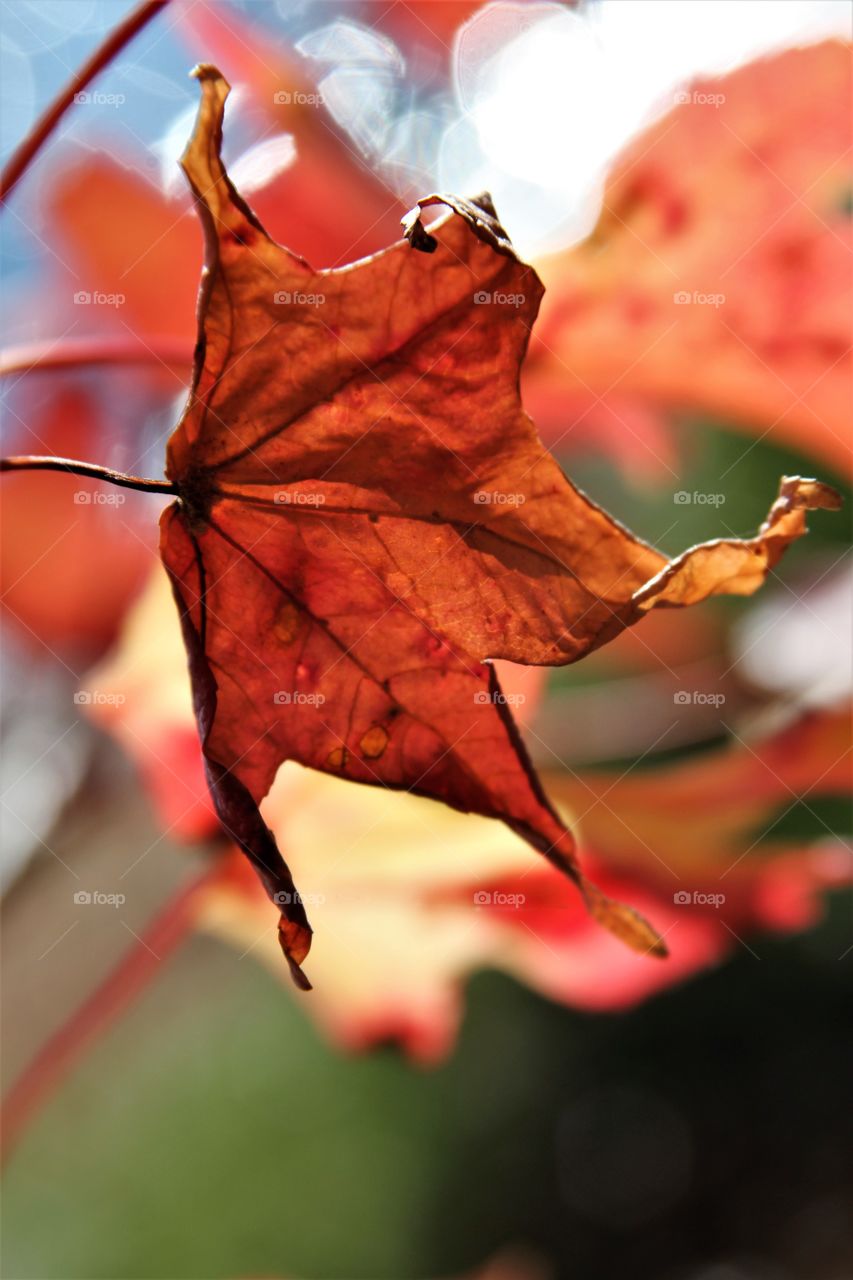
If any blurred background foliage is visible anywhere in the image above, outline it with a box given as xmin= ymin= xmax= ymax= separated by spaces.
xmin=4 ymin=905 xmax=853 ymax=1279
xmin=1 ymin=2 xmax=851 ymax=1278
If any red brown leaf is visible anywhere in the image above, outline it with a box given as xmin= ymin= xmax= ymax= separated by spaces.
xmin=160 ymin=67 xmax=839 ymax=986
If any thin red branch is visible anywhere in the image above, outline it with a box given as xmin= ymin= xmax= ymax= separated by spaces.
xmin=1 ymin=868 xmax=215 ymax=1164
xmin=1 ymin=0 xmax=170 ymax=203
xmin=0 ymin=337 xmax=192 ymax=379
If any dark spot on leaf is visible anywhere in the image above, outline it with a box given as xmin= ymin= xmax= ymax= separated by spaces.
xmin=228 ymin=225 xmax=255 ymax=247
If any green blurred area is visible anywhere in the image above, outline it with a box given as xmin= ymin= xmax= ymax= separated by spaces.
xmin=560 ymin=417 xmax=851 ymax=561
xmin=543 ymin=421 xmax=850 ymax=770
xmin=3 ymin=896 xmax=853 ymax=1280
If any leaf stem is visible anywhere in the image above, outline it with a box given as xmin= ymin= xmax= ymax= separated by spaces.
xmin=0 ymin=0 xmax=170 ymax=203
xmin=1 ymin=455 xmax=177 ymax=495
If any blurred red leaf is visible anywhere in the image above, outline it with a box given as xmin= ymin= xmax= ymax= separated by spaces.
xmin=0 ymin=384 xmax=156 ymax=656
xmin=157 ymin=68 xmax=837 ymax=985
xmin=529 ymin=40 xmax=853 ymax=476
xmin=50 ymin=159 xmax=200 ymax=349
xmin=377 ymin=1 xmax=485 ymax=54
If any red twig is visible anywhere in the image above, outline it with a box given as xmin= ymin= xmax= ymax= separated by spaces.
xmin=0 ymin=0 xmax=199 ymax=1161
xmin=0 ymin=0 xmax=170 ymax=203
xmin=0 ymin=337 xmax=192 ymax=379
xmin=1 ymin=869 xmax=214 ymax=1164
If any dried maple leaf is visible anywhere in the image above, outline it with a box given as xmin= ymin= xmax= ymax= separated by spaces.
xmin=155 ymin=66 xmax=838 ymax=988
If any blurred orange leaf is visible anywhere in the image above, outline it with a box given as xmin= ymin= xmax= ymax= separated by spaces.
xmin=0 ymin=385 xmax=156 ymax=655
xmin=529 ymin=40 xmax=853 ymax=476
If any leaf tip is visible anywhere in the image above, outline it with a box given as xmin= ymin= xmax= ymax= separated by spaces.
xmin=780 ymin=475 xmax=843 ymax=512
xmin=278 ymin=918 xmax=313 ymax=991
xmin=286 ymin=957 xmax=313 ymax=992
xmin=584 ymin=882 xmax=669 ymax=958
xmin=402 ymin=204 xmax=438 ymax=253
xmin=189 ymin=62 xmax=228 ymax=87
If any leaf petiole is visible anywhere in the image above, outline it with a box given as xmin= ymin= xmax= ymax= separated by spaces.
xmin=0 ymin=455 xmax=177 ymax=495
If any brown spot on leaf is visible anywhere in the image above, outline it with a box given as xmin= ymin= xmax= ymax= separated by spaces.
xmin=326 ymin=746 xmax=349 ymax=770
xmin=227 ymin=224 xmax=255 ymax=247
xmin=360 ymin=725 xmax=389 ymax=759
xmin=273 ymin=601 xmax=300 ymax=645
